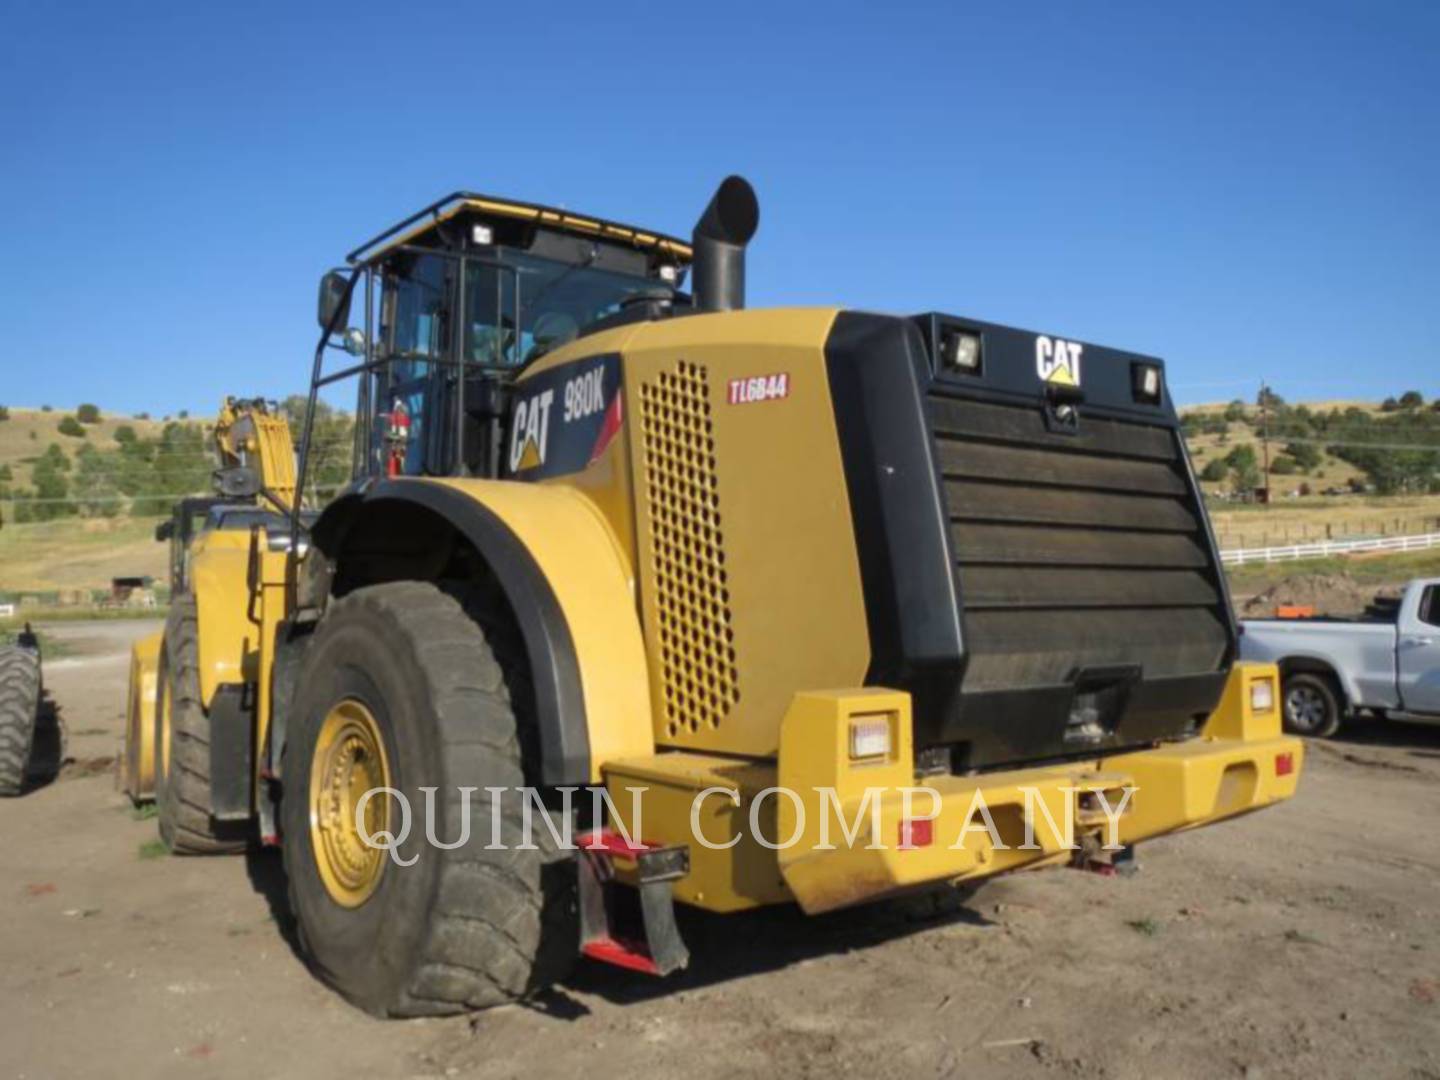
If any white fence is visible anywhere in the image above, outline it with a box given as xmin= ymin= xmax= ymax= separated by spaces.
xmin=1221 ymin=531 xmax=1440 ymax=566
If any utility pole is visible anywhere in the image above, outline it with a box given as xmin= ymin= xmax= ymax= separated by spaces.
xmin=1259 ymin=379 xmax=1272 ymax=505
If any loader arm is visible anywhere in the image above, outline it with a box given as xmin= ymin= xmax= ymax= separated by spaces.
xmin=213 ymin=397 xmax=298 ymax=512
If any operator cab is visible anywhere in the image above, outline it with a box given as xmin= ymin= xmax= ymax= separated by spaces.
xmin=314 ymin=194 xmax=692 ymax=481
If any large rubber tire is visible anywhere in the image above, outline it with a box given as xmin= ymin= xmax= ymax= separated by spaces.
xmin=1281 ymin=672 xmax=1343 ymax=738
xmin=281 ymin=581 xmax=577 ymax=1017
xmin=154 ymin=599 xmax=247 ymax=854
xmin=0 ymin=646 xmax=41 ymax=796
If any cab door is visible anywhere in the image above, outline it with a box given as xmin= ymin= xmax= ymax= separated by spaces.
xmin=1396 ymin=582 xmax=1440 ymax=714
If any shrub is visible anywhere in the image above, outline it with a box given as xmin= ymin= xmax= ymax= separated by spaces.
xmin=40 ymin=404 xmax=52 ymax=412
xmin=1270 ymin=455 xmax=1297 ymax=475
xmin=1200 ymin=459 xmax=1229 ymax=482
xmin=57 ymin=415 xmax=86 ymax=438
xmin=114 ymin=424 xmax=137 ymax=444
xmin=0 ymin=405 xmax=9 ymax=421
xmin=1399 ymin=390 xmax=1424 ymax=409
xmin=76 ymin=403 xmax=101 ymax=423
xmin=1285 ymin=441 xmax=1322 ymax=471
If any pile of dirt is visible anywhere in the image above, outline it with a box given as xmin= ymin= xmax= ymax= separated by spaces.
xmin=1240 ymin=572 xmax=1403 ymax=617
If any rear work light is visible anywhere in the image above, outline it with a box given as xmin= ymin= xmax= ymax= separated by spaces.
xmin=1250 ymin=677 xmax=1276 ymax=714
xmin=849 ymin=716 xmax=892 ymax=761
xmin=1131 ymin=362 xmax=1163 ymax=403
xmin=941 ymin=328 xmax=983 ymax=374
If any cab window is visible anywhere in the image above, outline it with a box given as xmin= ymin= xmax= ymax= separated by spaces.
xmin=378 ymin=254 xmax=451 ymax=475
xmin=1420 ymin=586 xmax=1440 ymax=629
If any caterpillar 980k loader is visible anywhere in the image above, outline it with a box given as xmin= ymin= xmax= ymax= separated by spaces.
xmin=132 ymin=176 xmax=1301 ymax=1016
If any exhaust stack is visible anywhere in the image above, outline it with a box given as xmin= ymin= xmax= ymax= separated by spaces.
xmin=691 ymin=176 xmax=760 ymax=312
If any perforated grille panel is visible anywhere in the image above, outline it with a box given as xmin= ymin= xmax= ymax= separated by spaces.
xmin=638 ymin=361 xmax=739 ymax=738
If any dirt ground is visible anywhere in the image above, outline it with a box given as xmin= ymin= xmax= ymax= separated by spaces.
xmin=2 ymin=621 xmax=1438 ymax=1080
xmin=1238 ymin=572 xmax=1405 ymax=618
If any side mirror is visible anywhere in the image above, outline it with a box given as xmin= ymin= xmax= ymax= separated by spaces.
xmin=317 ymin=270 xmax=352 ymax=333
xmin=155 ymin=520 xmax=174 ymax=543
xmin=214 ymin=466 xmax=261 ymax=499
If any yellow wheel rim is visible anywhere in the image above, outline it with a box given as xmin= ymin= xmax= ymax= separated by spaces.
xmin=309 ymin=700 xmax=393 ymax=908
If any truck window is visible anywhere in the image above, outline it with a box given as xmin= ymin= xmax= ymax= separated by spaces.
xmin=1421 ymin=586 xmax=1440 ymax=628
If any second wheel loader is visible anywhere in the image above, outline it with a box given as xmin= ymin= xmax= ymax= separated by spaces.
xmin=122 ymin=397 xmax=299 ymax=810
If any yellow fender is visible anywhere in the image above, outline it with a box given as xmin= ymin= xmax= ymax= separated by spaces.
xmin=313 ymin=477 xmax=655 ymax=785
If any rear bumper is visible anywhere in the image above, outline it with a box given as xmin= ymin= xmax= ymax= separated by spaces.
xmin=604 ymin=663 xmax=1299 ymax=915
xmin=778 ymin=733 xmax=1300 ymax=914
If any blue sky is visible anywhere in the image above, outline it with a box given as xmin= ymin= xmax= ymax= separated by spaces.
xmin=2 ymin=1 xmax=1436 ymax=414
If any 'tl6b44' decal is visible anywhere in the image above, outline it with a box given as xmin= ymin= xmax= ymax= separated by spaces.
xmin=727 ymin=372 xmax=790 ymax=405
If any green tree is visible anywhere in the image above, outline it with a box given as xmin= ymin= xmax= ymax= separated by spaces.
xmin=57 ymin=415 xmax=86 ymax=438
xmin=1399 ymin=390 xmax=1425 ymax=409
xmin=1381 ymin=396 xmax=1400 ymax=412
xmin=28 ymin=444 xmax=75 ymax=520
xmin=150 ymin=422 xmax=213 ymax=506
xmin=0 ymin=405 xmax=9 ymax=421
xmin=281 ymin=395 xmax=355 ymax=498
xmin=114 ymin=424 xmax=138 ymax=445
xmin=1200 ymin=458 xmax=1228 ymax=482
xmin=1224 ymin=400 xmax=1247 ymax=424
xmin=76 ymin=403 xmax=102 ymax=423
xmin=1270 ymin=455 xmax=1297 ymax=475
xmin=1256 ymin=386 xmax=1285 ymax=410
xmin=1225 ymin=444 xmax=1260 ymax=494
xmin=72 ymin=445 xmax=120 ymax=517
xmin=1285 ymin=441 xmax=1322 ymax=472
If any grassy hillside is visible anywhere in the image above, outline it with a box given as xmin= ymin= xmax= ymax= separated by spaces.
xmin=1181 ymin=400 xmax=1379 ymax=499
xmin=0 ymin=515 xmax=168 ymax=595
xmin=0 ymin=406 xmax=204 ymax=488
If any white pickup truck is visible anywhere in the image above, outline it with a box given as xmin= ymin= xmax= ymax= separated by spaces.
xmin=1239 ymin=577 xmax=1440 ymax=737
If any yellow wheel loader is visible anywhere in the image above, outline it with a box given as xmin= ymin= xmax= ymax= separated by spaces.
xmin=130 ymin=177 xmax=1302 ymax=1016
xmin=121 ymin=398 xmax=299 ymax=812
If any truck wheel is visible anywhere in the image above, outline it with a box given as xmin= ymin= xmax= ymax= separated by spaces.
xmin=1281 ymin=672 xmax=1342 ymax=738
xmin=154 ymin=600 xmax=247 ymax=853
xmin=280 ymin=581 xmax=576 ymax=1017
xmin=0 ymin=646 xmax=41 ymax=796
